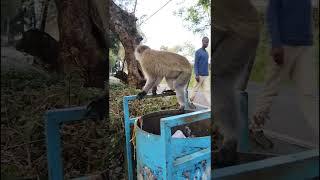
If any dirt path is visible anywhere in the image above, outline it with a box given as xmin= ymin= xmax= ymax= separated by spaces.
xmin=1 ymin=46 xmax=47 ymax=75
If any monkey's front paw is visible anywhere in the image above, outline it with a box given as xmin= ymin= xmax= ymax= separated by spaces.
xmin=137 ymin=91 xmax=147 ymax=99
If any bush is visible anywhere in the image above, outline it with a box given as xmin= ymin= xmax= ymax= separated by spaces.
xmin=1 ymin=70 xmax=178 ymax=179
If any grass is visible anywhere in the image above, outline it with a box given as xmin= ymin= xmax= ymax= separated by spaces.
xmin=1 ymin=68 xmax=180 ymax=179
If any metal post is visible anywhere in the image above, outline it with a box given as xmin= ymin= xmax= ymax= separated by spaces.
xmin=123 ymin=96 xmax=134 ymax=180
xmin=44 ymin=106 xmax=90 ymax=180
xmin=45 ymin=114 xmax=64 ymax=180
xmin=238 ymin=91 xmax=249 ymax=152
xmin=160 ymin=119 xmax=172 ymax=179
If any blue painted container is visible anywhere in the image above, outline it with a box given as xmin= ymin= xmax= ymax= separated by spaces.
xmin=134 ymin=109 xmax=211 ymax=179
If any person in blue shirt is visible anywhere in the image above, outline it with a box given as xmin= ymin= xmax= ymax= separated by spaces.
xmin=190 ymin=37 xmax=209 ymax=102
xmin=250 ymin=0 xmax=318 ymax=149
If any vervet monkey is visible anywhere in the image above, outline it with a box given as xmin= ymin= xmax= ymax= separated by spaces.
xmin=134 ymin=45 xmax=194 ymax=111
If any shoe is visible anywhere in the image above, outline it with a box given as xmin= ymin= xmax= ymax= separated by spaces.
xmin=250 ymin=130 xmax=274 ymax=149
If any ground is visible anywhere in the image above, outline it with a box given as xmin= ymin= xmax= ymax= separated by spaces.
xmin=1 ymin=46 xmax=46 ymax=74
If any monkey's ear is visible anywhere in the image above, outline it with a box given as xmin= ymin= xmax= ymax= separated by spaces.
xmin=137 ymin=45 xmax=149 ymax=53
xmin=136 ymin=45 xmax=143 ymax=53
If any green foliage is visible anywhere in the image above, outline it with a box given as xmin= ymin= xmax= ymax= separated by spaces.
xmin=160 ymin=41 xmax=196 ymax=58
xmin=109 ymin=49 xmax=118 ymax=69
xmin=109 ymin=32 xmax=121 ymax=55
xmin=174 ymin=0 xmax=210 ymax=35
xmin=1 ymin=70 xmax=105 ymax=178
xmin=113 ymin=0 xmax=136 ymax=13
xmin=181 ymin=41 xmax=196 ymax=57
xmin=189 ymin=67 xmax=197 ymax=88
xmin=1 ymin=70 xmax=178 ymax=178
xmin=250 ymin=23 xmax=270 ymax=83
xmin=198 ymin=0 xmax=210 ymax=10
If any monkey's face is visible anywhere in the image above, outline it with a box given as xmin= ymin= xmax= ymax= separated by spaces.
xmin=134 ymin=45 xmax=150 ymax=61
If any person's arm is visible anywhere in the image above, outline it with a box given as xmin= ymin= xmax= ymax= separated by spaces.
xmin=267 ymin=0 xmax=284 ymax=65
xmin=194 ymin=51 xmax=200 ymax=77
xmin=267 ymin=0 xmax=281 ymax=48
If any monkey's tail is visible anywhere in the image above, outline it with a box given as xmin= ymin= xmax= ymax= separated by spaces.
xmin=185 ymin=78 xmax=191 ymax=99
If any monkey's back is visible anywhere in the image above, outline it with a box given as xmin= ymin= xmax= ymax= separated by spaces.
xmin=139 ymin=49 xmax=192 ymax=77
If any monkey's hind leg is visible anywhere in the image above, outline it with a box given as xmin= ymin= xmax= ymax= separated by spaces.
xmin=162 ymin=77 xmax=176 ymax=95
xmin=175 ymin=86 xmax=186 ymax=112
xmin=166 ymin=77 xmax=175 ymax=90
xmin=173 ymin=72 xmax=191 ymax=112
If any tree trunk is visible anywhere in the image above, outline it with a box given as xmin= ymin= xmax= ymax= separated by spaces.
xmin=54 ymin=0 xmax=108 ymax=89
xmin=109 ymin=1 xmax=145 ymax=88
xmin=40 ymin=0 xmax=50 ymax=31
xmin=34 ymin=0 xmax=43 ymax=29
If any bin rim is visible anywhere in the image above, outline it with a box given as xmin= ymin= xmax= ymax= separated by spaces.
xmin=134 ymin=109 xmax=211 ymax=139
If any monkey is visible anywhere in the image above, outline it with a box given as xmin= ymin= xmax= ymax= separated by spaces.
xmin=134 ymin=45 xmax=195 ymax=111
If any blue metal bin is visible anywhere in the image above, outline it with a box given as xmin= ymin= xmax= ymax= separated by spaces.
xmin=135 ymin=110 xmax=211 ymax=179
xmin=123 ymin=95 xmax=211 ymax=180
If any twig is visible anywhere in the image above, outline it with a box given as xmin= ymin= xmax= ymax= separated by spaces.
xmin=6 ymin=139 xmax=44 ymax=149
xmin=33 ymin=154 xmax=45 ymax=164
xmin=26 ymin=143 xmax=32 ymax=169
xmin=87 ymin=149 xmax=91 ymax=172
xmin=2 ymin=151 xmax=25 ymax=170
xmin=6 ymin=127 xmax=24 ymax=137
xmin=3 ymin=101 xmax=10 ymax=127
xmin=30 ymin=93 xmax=60 ymax=114
xmin=68 ymin=75 xmax=71 ymax=106
xmin=133 ymin=0 xmax=138 ymax=14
